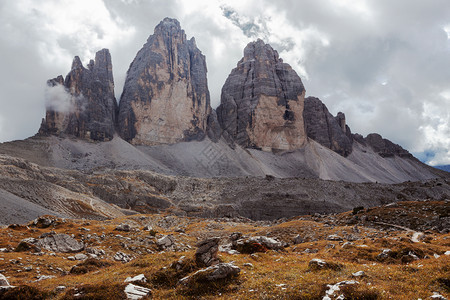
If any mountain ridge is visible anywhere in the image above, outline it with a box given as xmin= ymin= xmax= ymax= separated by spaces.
xmin=30 ymin=17 xmax=440 ymax=185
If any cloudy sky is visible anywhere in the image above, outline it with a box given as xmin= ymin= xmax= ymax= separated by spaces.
xmin=0 ymin=0 xmax=449 ymax=165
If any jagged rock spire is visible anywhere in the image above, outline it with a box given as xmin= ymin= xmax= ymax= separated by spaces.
xmin=39 ymin=49 xmax=117 ymax=141
xmin=217 ymin=39 xmax=307 ymax=151
xmin=117 ymin=17 xmax=212 ymax=145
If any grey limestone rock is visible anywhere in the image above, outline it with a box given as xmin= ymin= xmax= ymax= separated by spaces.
xmin=217 ymin=39 xmax=307 ymax=151
xmin=35 ymin=233 xmax=84 ymax=253
xmin=118 ymin=18 xmax=213 ymax=146
xmin=39 ymin=49 xmax=117 ymax=141
xmin=303 ymin=96 xmax=353 ymax=157
xmin=195 ymin=237 xmax=220 ymax=267
xmin=114 ymin=251 xmax=132 ymax=263
xmin=179 ymin=262 xmax=240 ymax=286
xmin=364 ymin=133 xmax=412 ymax=158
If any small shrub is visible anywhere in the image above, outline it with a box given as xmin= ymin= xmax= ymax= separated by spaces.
xmin=151 ymin=257 xmax=197 ymax=288
xmin=340 ymin=285 xmax=381 ymax=299
xmin=433 ymin=276 xmax=450 ymax=293
xmin=234 ymin=242 xmax=268 ymax=254
xmin=179 ymin=276 xmax=240 ymax=297
xmin=0 ymin=285 xmax=51 ymax=300
xmin=352 ymin=206 xmax=365 ymax=215
xmin=308 ymin=259 xmax=343 ymax=272
xmin=61 ymin=284 xmax=127 ymax=300
xmin=69 ymin=258 xmax=112 ymax=275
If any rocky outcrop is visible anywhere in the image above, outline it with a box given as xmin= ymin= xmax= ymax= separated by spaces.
xmin=195 ymin=237 xmax=220 ymax=267
xmin=39 ymin=49 xmax=117 ymax=141
xmin=118 ymin=18 xmax=212 ymax=145
xmin=364 ymin=133 xmax=412 ymax=158
xmin=303 ymin=97 xmax=353 ymax=157
xmin=217 ymin=39 xmax=307 ymax=151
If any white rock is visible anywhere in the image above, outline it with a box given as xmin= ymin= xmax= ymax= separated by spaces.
xmin=55 ymin=286 xmax=66 ymax=292
xmin=124 ymin=283 xmax=151 ymax=300
xmin=323 ymin=280 xmax=358 ymax=300
xmin=327 ymin=234 xmax=343 ymax=241
xmin=75 ymin=254 xmax=88 ymax=260
xmin=125 ymin=274 xmax=147 ymax=283
xmin=352 ymin=271 xmax=365 ymax=277
xmin=0 ymin=274 xmax=9 ymax=286
xmin=430 ymin=292 xmax=448 ymax=299
xmin=35 ymin=275 xmax=55 ymax=282
xmin=444 ymin=251 xmax=450 ymax=256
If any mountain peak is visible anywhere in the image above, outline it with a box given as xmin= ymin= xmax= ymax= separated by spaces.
xmin=39 ymin=49 xmax=117 ymax=141
xmin=71 ymin=56 xmax=83 ymax=70
xmin=217 ymin=40 xmax=306 ymax=151
xmin=118 ymin=17 xmax=212 ymax=145
xmin=154 ymin=17 xmax=182 ymax=34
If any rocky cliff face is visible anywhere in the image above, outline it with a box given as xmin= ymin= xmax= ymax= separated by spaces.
xmin=39 ymin=49 xmax=117 ymax=141
xmin=303 ymin=97 xmax=353 ymax=157
xmin=117 ymin=18 xmax=211 ymax=146
xmin=217 ymin=39 xmax=307 ymax=151
xmin=364 ymin=133 xmax=412 ymax=158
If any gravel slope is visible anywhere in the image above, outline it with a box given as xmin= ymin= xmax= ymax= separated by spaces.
xmin=0 ymin=188 xmax=64 ymax=225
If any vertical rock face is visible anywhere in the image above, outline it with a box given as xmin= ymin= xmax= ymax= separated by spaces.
xmin=217 ymin=39 xmax=307 ymax=151
xmin=39 ymin=49 xmax=117 ymax=141
xmin=117 ymin=18 xmax=211 ymax=145
xmin=303 ymin=97 xmax=353 ymax=157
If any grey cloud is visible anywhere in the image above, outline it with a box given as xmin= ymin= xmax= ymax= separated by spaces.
xmin=221 ymin=6 xmax=269 ymax=39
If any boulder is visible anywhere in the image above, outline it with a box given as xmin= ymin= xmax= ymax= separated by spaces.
xmin=0 ymin=274 xmax=9 ymax=287
xmin=115 ymin=223 xmax=132 ymax=232
xmin=156 ymin=235 xmax=176 ymax=251
xmin=217 ymin=39 xmax=307 ymax=151
xmin=124 ymin=283 xmax=151 ymax=300
xmin=179 ymin=262 xmax=240 ymax=286
xmin=35 ymin=233 xmax=84 ymax=253
xmin=15 ymin=238 xmax=41 ymax=253
xmin=327 ymin=234 xmax=344 ymax=241
xmin=124 ymin=274 xmax=147 ymax=283
xmin=293 ymin=234 xmax=304 ymax=244
xmin=74 ymin=254 xmax=88 ymax=260
xmin=232 ymin=236 xmax=283 ymax=253
xmin=195 ymin=237 xmax=220 ymax=267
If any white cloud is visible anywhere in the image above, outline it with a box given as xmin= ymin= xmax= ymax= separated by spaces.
xmin=444 ymin=25 xmax=450 ymax=39
xmin=418 ymin=94 xmax=450 ymax=165
xmin=15 ymin=0 xmax=135 ymax=66
xmin=44 ymin=84 xmax=74 ymax=113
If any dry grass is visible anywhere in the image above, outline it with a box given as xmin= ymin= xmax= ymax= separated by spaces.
xmin=0 ymin=202 xmax=449 ymax=299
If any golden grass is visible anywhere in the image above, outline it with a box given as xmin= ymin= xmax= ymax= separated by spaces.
xmin=0 ymin=207 xmax=448 ymax=299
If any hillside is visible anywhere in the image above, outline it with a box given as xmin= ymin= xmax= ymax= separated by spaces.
xmin=0 ymin=201 xmax=448 ymax=299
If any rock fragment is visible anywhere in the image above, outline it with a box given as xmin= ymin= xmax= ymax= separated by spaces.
xmin=124 ymin=283 xmax=151 ymax=300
